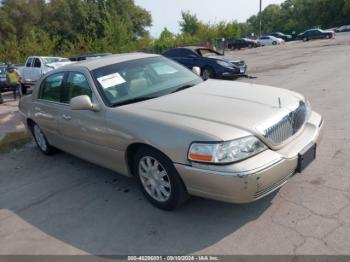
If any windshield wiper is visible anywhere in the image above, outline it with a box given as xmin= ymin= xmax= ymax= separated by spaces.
xmin=111 ymin=96 xmax=157 ymax=107
xmin=171 ymin=84 xmax=196 ymax=94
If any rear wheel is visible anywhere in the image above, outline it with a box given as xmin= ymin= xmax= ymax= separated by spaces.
xmin=248 ymin=44 xmax=253 ymax=48
xmin=31 ymin=123 xmax=57 ymax=155
xmin=133 ymin=147 xmax=189 ymax=210
xmin=326 ymin=34 xmax=331 ymax=39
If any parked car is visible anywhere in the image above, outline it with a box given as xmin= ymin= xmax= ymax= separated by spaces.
xmin=18 ymin=56 xmax=73 ymax=88
xmin=336 ymin=25 xmax=350 ymax=33
xmin=69 ymin=53 xmax=112 ymax=61
xmin=258 ymin=35 xmax=285 ymax=46
xmin=297 ymin=29 xmax=335 ymax=41
xmin=265 ymin=32 xmax=292 ymax=41
xmin=162 ymin=46 xmax=247 ymax=80
xmin=19 ymin=53 xmax=324 ymax=210
xmin=227 ymin=38 xmax=260 ymax=50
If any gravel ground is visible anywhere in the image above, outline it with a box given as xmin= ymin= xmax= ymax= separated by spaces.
xmin=0 ymin=33 xmax=350 ymax=256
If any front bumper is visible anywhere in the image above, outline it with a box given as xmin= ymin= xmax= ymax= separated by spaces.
xmin=219 ymin=65 xmax=247 ymax=79
xmin=175 ymin=111 xmax=324 ymax=204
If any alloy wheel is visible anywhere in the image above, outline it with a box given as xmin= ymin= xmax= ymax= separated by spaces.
xmin=138 ymin=156 xmax=171 ymax=202
xmin=33 ymin=124 xmax=48 ymax=152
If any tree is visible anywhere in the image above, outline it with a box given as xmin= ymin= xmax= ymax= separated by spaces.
xmin=179 ymin=11 xmax=200 ymax=35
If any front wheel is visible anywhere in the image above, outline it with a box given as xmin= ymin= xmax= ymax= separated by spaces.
xmin=31 ymin=123 xmax=57 ymax=155
xmin=303 ymin=37 xmax=308 ymax=42
xmin=272 ymin=41 xmax=277 ymax=45
xmin=201 ymin=67 xmax=215 ymax=80
xmin=326 ymin=34 xmax=331 ymax=39
xmin=134 ymin=147 xmax=189 ymax=210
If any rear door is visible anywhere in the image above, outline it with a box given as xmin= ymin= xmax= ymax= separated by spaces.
xmin=177 ymin=49 xmax=200 ymax=69
xmin=33 ymin=72 xmax=66 ymax=147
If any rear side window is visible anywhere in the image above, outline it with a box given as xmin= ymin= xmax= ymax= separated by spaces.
xmin=181 ymin=49 xmax=198 ymax=58
xmin=163 ymin=49 xmax=180 ymax=58
xmin=62 ymin=72 xmax=92 ymax=103
xmin=39 ymin=73 xmax=65 ymax=102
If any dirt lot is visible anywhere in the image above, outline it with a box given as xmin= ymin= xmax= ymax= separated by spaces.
xmin=1 ymin=33 xmax=350 ymax=256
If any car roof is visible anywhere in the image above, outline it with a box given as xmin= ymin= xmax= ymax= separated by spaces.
xmin=70 ymin=52 xmax=112 ymax=58
xmin=62 ymin=53 xmax=160 ymax=71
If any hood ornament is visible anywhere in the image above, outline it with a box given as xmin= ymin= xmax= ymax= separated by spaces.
xmin=278 ymin=97 xmax=282 ymax=108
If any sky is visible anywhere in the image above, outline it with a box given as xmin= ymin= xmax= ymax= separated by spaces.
xmin=134 ymin=0 xmax=285 ymax=37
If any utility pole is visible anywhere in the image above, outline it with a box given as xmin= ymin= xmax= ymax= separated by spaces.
xmin=259 ymin=0 xmax=262 ymax=37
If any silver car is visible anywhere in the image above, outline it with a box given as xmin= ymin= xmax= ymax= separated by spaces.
xmin=19 ymin=53 xmax=324 ymax=210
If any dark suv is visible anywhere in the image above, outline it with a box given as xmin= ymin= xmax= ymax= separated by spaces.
xmin=227 ymin=38 xmax=260 ymax=50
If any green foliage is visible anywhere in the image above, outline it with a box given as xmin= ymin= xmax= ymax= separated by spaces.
xmin=245 ymin=0 xmax=350 ymax=36
xmin=179 ymin=11 xmax=200 ymax=35
xmin=1 ymin=0 xmax=349 ymax=61
xmin=0 ymin=0 xmax=152 ymax=63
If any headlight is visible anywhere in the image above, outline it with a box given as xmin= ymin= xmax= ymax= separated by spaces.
xmin=188 ymin=136 xmax=267 ymax=164
xmin=216 ymin=60 xmax=234 ymax=68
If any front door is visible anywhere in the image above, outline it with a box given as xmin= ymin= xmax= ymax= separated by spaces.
xmin=57 ymin=71 xmax=112 ymax=168
xmin=31 ymin=58 xmax=43 ymax=82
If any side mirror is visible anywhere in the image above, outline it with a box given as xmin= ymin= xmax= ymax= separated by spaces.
xmin=70 ymin=95 xmax=99 ymax=111
xmin=192 ymin=66 xmax=201 ymax=76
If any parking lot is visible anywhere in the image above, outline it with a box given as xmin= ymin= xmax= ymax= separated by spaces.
xmin=0 ymin=32 xmax=350 ymax=255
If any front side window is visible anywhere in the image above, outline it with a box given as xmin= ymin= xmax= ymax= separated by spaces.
xmin=39 ymin=73 xmax=65 ymax=102
xmin=92 ymin=56 xmax=202 ymax=107
xmin=62 ymin=72 xmax=92 ymax=103
xmin=33 ymin=58 xmax=41 ymax=68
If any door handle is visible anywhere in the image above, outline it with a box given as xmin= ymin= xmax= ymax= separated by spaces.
xmin=62 ymin=114 xmax=71 ymax=121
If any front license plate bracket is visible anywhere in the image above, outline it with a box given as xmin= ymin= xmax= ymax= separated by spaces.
xmin=296 ymin=143 xmax=316 ymax=173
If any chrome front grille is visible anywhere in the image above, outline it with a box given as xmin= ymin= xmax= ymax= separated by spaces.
xmin=259 ymin=101 xmax=308 ymax=145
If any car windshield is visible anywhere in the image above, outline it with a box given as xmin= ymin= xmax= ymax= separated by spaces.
xmin=92 ymin=56 xmax=202 ymax=107
xmin=198 ymin=49 xmax=221 ymax=57
xmin=42 ymin=57 xmax=70 ymax=65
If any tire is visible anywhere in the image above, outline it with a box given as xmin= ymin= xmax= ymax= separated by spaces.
xmin=303 ymin=37 xmax=308 ymax=42
xmin=272 ymin=41 xmax=277 ymax=45
xmin=133 ymin=146 xmax=189 ymax=210
xmin=31 ymin=122 xmax=57 ymax=155
xmin=201 ymin=66 xmax=215 ymax=80
xmin=248 ymin=44 xmax=253 ymax=48
xmin=326 ymin=34 xmax=331 ymax=39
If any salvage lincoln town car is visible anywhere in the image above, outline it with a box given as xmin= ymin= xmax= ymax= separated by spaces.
xmin=19 ymin=53 xmax=324 ymax=210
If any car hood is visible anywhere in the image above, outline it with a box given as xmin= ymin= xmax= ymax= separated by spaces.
xmin=206 ymin=55 xmax=242 ymax=63
xmin=124 ymin=80 xmax=305 ymax=144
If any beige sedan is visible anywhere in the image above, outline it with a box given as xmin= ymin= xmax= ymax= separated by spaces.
xmin=19 ymin=53 xmax=324 ymax=210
